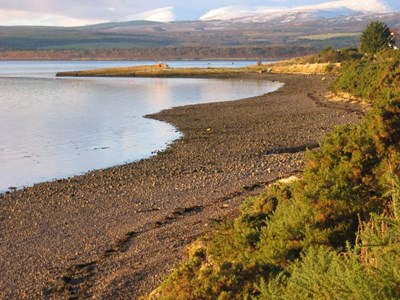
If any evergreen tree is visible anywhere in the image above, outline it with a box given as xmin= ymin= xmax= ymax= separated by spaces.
xmin=360 ymin=21 xmax=396 ymax=56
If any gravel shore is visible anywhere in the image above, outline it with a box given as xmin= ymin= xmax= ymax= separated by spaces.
xmin=0 ymin=73 xmax=363 ymax=299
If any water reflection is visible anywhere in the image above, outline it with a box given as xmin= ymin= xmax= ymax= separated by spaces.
xmin=0 ymin=76 xmax=283 ymax=191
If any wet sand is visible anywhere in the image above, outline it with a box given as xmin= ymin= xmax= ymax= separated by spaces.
xmin=0 ymin=73 xmax=363 ymax=299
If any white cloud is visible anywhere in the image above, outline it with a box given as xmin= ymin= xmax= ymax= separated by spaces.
xmin=0 ymin=9 xmax=103 ymax=26
xmin=119 ymin=7 xmax=175 ymax=22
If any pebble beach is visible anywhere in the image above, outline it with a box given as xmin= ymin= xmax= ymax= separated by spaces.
xmin=0 ymin=73 xmax=363 ymax=299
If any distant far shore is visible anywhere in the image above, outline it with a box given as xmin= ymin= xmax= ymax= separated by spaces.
xmin=0 ymin=46 xmax=316 ymax=61
xmin=55 ymin=64 xmax=265 ymax=78
xmin=55 ymin=60 xmax=336 ymax=78
xmin=0 ymin=57 xmax=268 ymax=61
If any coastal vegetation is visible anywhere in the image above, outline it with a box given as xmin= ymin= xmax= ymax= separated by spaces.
xmin=143 ymin=24 xmax=400 ymax=299
xmin=332 ymin=49 xmax=400 ymax=100
xmin=55 ymin=61 xmax=338 ymax=78
xmin=55 ymin=64 xmax=261 ymax=77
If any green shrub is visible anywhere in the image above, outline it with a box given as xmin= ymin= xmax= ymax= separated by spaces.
xmin=258 ymin=183 xmax=400 ymax=300
xmin=332 ymin=49 xmax=400 ymax=101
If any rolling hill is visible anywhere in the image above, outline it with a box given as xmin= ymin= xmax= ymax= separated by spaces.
xmin=0 ymin=11 xmax=399 ymax=60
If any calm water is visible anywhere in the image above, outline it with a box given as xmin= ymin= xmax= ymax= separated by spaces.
xmin=0 ymin=61 xmax=282 ymax=192
xmin=0 ymin=60 xmax=267 ymax=78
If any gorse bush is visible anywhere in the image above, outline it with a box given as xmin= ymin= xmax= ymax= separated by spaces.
xmin=332 ymin=49 xmax=400 ymax=101
xmin=298 ymin=47 xmax=362 ymax=65
xmin=146 ymin=44 xmax=400 ymax=300
xmin=317 ymin=47 xmax=362 ymax=63
xmin=259 ymin=185 xmax=400 ymax=300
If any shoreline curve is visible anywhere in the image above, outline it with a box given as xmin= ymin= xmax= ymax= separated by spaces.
xmin=0 ymin=72 xmax=364 ymax=299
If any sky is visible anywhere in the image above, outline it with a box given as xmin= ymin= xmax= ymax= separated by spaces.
xmin=0 ymin=0 xmax=399 ymax=26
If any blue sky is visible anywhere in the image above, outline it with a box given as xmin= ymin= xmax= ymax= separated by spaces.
xmin=0 ymin=0 xmax=399 ymax=26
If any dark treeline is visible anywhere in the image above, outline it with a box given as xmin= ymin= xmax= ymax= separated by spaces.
xmin=0 ymin=46 xmax=318 ymax=61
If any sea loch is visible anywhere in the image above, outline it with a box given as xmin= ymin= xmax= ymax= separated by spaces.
xmin=0 ymin=61 xmax=282 ymax=192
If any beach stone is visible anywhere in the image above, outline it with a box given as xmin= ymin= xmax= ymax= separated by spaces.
xmin=0 ymin=73 xmax=363 ymax=299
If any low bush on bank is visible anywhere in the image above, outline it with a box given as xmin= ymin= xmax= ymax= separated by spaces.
xmin=313 ymin=47 xmax=362 ymax=64
xmin=144 ymin=50 xmax=400 ymax=300
xmin=282 ymin=47 xmax=362 ymax=65
xmin=265 ymin=47 xmax=362 ymax=75
xmin=332 ymin=49 xmax=400 ymax=101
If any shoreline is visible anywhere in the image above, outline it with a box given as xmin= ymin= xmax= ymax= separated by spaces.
xmin=0 ymin=73 xmax=363 ymax=299
xmin=0 ymin=77 xmax=282 ymax=194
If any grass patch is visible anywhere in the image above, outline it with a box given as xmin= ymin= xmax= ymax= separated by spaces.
xmin=300 ymin=33 xmax=360 ymax=40
xmin=56 ymin=64 xmax=276 ymax=77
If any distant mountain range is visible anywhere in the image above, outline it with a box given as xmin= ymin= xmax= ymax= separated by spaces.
xmin=199 ymin=0 xmax=395 ymax=22
xmin=233 ymin=9 xmax=391 ymax=24
xmin=0 ymin=9 xmax=399 ymax=60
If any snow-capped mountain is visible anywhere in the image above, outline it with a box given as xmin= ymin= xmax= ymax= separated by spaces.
xmin=199 ymin=0 xmax=393 ymax=23
xmin=236 ymin=9 xmax=376 ymax=24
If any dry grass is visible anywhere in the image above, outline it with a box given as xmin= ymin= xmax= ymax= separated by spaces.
xmin=56 ymin=61 xmax=338 ymax=78
xmin=325 ymin=91 xmax=371 ymax=108
xmin=56 ymin=64 xmax=261 ymax=77
xmin=300 ymin=32 xmax=360 ymax=40
xmin=262 ymin=61 xmax=341 ymax=74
